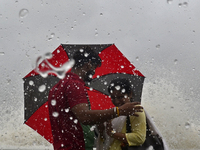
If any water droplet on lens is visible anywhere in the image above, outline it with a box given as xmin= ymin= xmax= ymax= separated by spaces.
xmin=29 ymin=80 xmax=34 ymax=86
xmin=174 ymin=59 xmax=178 ymax=64
xmin=34 ymin=97 xmax=37 ymax=102
xmin=89 ymin=74 xmax=93 ymax=79
xmin=84 ymin=53 xmax=89 ymax=57
xmin=167 ymin=0 xmax=173 ymax=4
xmin=44 ymin=52 xmax=52 ymax=59
xmin=0 ymin=52 xmax=5 ymax=55
xmin=74 ymin=119 xmax=78 ymax=124
xmin=121 ymin=89 xmax=126 ymax=93
xmin=52 ymin=112 xmax=59 ymax=117
xmin=65 ymin=108 xmax=69 ymax=113
xmin=19 ymin=9 xmax=29 ymax=18
xmin=51 ymin=33 xmax=55 ymax=37
xmin=185 ymin=122 xmax=190 ymax=129
xmin=38 ymin=85 xmax=46 ymax=92
xmin=51 ymin=100 xmax=56 ymax=106
xmin=183 ymin=2 xmax=188 ymax=7
xmin=156 ymin=44 xmax=160 ymax=49
xmin=115 ymin=85 xmax=121 ymax=90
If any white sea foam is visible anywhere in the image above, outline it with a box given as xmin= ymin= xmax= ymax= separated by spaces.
xmin=142 ymin=76 xmax=200 ymax=150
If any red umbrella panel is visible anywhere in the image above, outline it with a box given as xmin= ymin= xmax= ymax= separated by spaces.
xmin=23 ymin=44 xmax=145 ymax=143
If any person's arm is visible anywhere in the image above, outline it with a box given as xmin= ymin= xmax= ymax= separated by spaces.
xmin=106 ymin=110 xmax=146 ymax=146
xmin=71 ymin=102 xmax=143 ymax=125
xmin=106 ymin=120 xmax=128 ymax=143
xmin=125 ymin=111 xmax=146 ymax=146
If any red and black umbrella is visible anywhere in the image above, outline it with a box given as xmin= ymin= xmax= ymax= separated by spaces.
xmin=23 ymin=44 xmax=145 ymax=143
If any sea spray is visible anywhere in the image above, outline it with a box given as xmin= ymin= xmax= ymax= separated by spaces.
xmin=142 ymin=75 xmax=200 ymax=149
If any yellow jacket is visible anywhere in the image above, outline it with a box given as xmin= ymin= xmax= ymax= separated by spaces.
xmin=109 ymin=110 xmax=146 ymax=150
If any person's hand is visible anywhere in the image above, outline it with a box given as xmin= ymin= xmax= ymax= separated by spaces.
xmin=118 ymin=102 xmax=143 ymax=117
xmin=106 ymin=120 xmax=113 ymax=137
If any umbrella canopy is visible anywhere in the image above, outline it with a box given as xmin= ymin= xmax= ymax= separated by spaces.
xmin=23 ymin=44 xmax=145 ymax=143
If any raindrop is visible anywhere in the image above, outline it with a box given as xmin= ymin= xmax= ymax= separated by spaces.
xmin=44 ymin=118 xmax=47 ymax=121
xmin=0 ymin=52 xmax=5 ymax=55
xmin=65 ymin=108 xmax=69 ymax=113
xmin=136 ymin=57 xmax=139 ymax=61
xmin=89 ymin=87 xmax=93 ymax=91
xmin=44 ymin=52 xmax=53 ymax=59
xmin=121 ymin=89 xmax=126 ymax=93
xmin=183 ymin=2 xmax=188 ymax=7
xmin=74 ymin=119 xmax=78 ymax=124
xmin=29 ymin=80 xmax=34 ymax=86
xmin=104 ymin=81 xmax=107 ymax=85
xmin=178 ymin=3 xmax=182 ymax=7
xmin=51 ymin=33 xmax=55 ymax=38
xmin=83 ymin=12 xmax=86 ymax=16
xmin=90 ymin=126 xmax=95 ymax=131
xmin=185 ymin=122 xmax=190 ymax=129
xmin=84 ymin=53 xmax=89 ymax=57
xmin=88 ymin=74 xmax=93 ymax=79
xmin=51 ymin=100 xmax=56 ymax=106
xmin=34 ymin=97 xmax=37 ymax=102
xmin=121 ymin=65 xmax=124 ymax=68
xmin=70 ymin=117 xmax=73 ymax=120
xmin=38 ymin=84 xmax=46 ymax=92
xmin=156 ymin=44 xmax=160 ymax=49
xmin=41 ymin=63 xmax=45 ymax=67
xmin=19 ymin=9 xmax=29 ymax=18
xmin=115 ymin=85 xmax=121 ymax=90
xmin=95 ymin=28 xmax=98 ymax=36
xmin=192 ymin=68 xmax=195 ymax=71
xmin=79 ymin=49 xmax=84 ymax=52
xmin=100 ymin=13 xmax=103 ymax=16
xmin=167 ymin=0 xmax=173 ymax=4
xmin=174 ymin=59 xmax=178 ymax=64
xmin=48 ymin=38 xmax=52 ymax=41
xmin=52 ymin=112 xmax=59 ymax=117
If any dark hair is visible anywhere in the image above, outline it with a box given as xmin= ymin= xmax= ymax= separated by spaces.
xmin=108 ymin=78 xmax=132 ymax=95
xmin=72 ymin=46 xmax=101 ymax=68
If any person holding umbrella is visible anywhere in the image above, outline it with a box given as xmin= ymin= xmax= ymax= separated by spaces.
xmin=96 ymin=78 xmax=146 ymax=150
xmin=47 ymin=46 xmax=143 ymax=150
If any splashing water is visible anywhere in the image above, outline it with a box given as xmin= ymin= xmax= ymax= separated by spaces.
xmin=35 ymin=52 xmax=75 ymax=79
